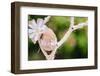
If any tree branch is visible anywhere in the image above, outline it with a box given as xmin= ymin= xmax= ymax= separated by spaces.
xmin=57 ymin=28 xmax=73 ymax=48
xmin=38 ymin=40 xmax=56 ymax=60
xmin=44 ymin=16 xmax=51 ymax=24
xmin=57 ymin=17 xmax=87 ymax=49
xmin=72 ymin=21 xmax=88 ymax=30
xmin=70 ymin=16 xmax=74 ymax=27
xmin=38 ymin=40 xmax=49 ymax=60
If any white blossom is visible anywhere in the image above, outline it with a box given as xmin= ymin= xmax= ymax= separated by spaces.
xmin=28 ymin=18 xmax=47 ymax=44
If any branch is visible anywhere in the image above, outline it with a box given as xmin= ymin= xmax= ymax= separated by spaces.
xmin=44 ymin=16 xmax=51 ymax=24
xmin=57 ymin=28 xmax=73 ymax=48
xmin=57 ymin=17 xmax=87 ymax=49
xmin=70 ymin=16 xmax=74 ymax=27
xmin=38 ymin=40 xmax=49 ymax=60
xmin=72 ymin=21 xmax=87 ymax=30
xmin=38 ymin=40 xmax=56 ymax=60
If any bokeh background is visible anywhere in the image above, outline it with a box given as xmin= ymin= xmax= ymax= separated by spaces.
xmin=28 ymin=15 xmax=88 ymax=60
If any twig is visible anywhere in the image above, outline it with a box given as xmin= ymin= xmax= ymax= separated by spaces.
xmin=38 ymin=40 xmax=56 ymax=60
xmin=70 ymin=16 xmax=74 ymax=27
xmin=44 ymin=16 xmax=51 ymax=24
xmin=38 ymin=40 xmax=49 ymax=60
xmin=57 ymin=17 xmax=87 ymax=49
xmin=57 ymin=28 xmax=73 ymax=49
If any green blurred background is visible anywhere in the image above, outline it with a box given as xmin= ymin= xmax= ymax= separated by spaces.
xmin=28 ymin=15 xmax=88 ymax=60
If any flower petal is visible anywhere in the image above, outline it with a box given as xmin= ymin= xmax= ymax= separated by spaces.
xmin=37 ymin=18 xmax=44 ymax=27
xmin=41 ymin=25 xmax=47 ymax=30
xmin=31 ymin=19 xmax=37 ymax=26
xmin=28 ymin=29 xmax=33 ymax=34
xmin=29 ymin=33 xmax=36 ymax=38
xmin=28 ymin=24 xmax=33 ymax=29
xmin=28 ymin=19 xmax=37 ymax=29
xmin=38 ymin=25 xmax=47 ymax=33
xmin=31 ymin=35 xmax=39 ymax=44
